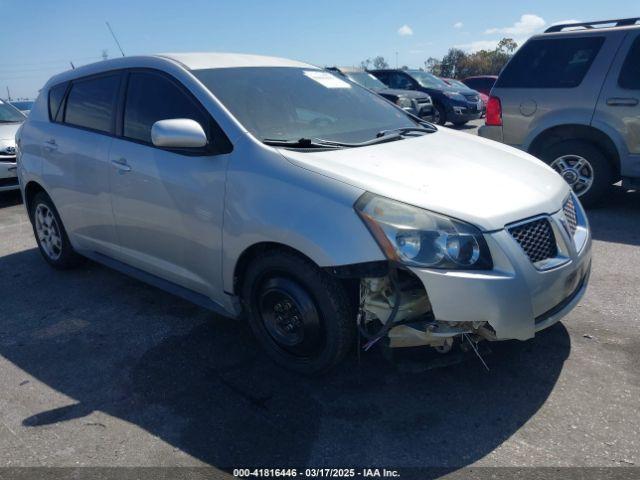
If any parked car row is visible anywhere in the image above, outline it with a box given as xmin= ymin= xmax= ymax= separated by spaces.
xmin=15 ymin=51 xmax=592 ymax=373
xmin=0 ymin=99 xmax=26 ymax=192
xmin=479 ymin=17 xmax=640 ymax=206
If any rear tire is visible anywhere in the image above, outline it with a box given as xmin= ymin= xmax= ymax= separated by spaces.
xmin=241 ymin=249 xmax=354 ymax=375
xmin=30 ymin=191 xmax=84 ymax=269
xmin=540 ymin=140 xmax=613 ymax=208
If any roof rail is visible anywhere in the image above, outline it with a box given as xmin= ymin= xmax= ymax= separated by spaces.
xmin=545 ymin=17 xmax=640 ymax=33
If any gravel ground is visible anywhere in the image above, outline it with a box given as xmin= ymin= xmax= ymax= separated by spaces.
xmin=0 ymin=130 xmax=639 ymax=474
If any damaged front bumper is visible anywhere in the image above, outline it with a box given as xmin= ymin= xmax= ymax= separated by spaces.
xmin=358 ymin=207 xmax=592 ymax=349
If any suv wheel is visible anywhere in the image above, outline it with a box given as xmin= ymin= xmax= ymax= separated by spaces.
xmin=433 ymin=103 xmax=447 ymax=126
xmin=541 ymin=140 xmax=613 ymax=208
xmin=30 ymin=192 xmax=84 ymax=269
xmin=241 ymin=250 xmax=354 ymax=375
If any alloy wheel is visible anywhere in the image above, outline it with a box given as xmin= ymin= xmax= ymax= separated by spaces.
xmin=34 ymin=204 xmax=62 ymax=260
xmin=550 ymin=154 xmax=594 ymax=197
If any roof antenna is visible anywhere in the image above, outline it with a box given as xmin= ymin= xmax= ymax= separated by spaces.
xmin=69 ymin=61 xmax=75 ymax=70
xmin=106 ymin=21 xmax=126 ymax=57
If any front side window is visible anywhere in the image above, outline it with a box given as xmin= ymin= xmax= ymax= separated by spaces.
xmin=123 ymin=72 xmax=209 ymax=144
xmin=387 ymin=73 xmax=415 ymax=90
xmin=345 ymin=72 xmax=388 ymax=90
xmin=618 ymin=35 xmax=640 ymax=90
xmin=193 ymin=67 xmax=416 ymax=144
xmin=408 ymin=71 xmax=447 ymax=89
xmin=497 ymin=36 xmax=604 ymax=89
xmin=64 ymin=74 xmax=120 ymax=133
xmin=0 ymin=101 xmax=26 ymax=123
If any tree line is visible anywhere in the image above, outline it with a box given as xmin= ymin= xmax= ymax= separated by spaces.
xmin=359 ymin=37 xmax=517 ymax=79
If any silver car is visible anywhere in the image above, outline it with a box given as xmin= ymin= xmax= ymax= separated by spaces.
xmin=480 ymin=17 xmax=640 ymax=207
xmin=0 ymin=99 xmax=26 ymax=192
xmin=17 ymin=53 xmax=592 ymax=374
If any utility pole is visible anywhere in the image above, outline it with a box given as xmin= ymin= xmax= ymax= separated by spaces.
xmin=395 ymin=51 xmax=399 ymax=68
xmin=101 ymin=49 xmax=109 ymax=61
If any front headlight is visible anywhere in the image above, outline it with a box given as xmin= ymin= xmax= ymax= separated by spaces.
xmin=442 ymin=91 xmax=466 ymax=101
xmin=355 ymin=193 xmax=492 ymax=270
xmin=395 ymin=96 xmax=414 ymax=109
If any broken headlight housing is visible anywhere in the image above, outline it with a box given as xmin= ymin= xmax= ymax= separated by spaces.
xmin=355 ymin=193 xmax=493 ymax=270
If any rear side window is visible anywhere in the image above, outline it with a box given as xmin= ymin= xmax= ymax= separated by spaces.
xmin=123 ymin=72 xmax=209 ymax=144
xmin=48 ymin=83 xmax=67 ymax=122
xmin=64 ymin=74 xmax=120 ymax=133
xmin=497 ymin=37 xmax=605 ymax=88
xmin=618 ymin=36 xmax=640 ymax=89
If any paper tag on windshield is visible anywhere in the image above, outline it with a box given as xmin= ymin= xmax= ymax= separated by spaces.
xmin=304 ymin=70 xmax=351 ymax=89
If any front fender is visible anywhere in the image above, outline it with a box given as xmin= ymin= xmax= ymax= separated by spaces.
xmin=221 ymin=139 xmax=385 ymax=293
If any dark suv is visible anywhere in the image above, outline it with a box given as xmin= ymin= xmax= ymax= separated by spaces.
xmin=369 ymin=69 xmax=483 ymax=126
xmin=480 ymin=17 xmax=640 ymax=206
xmin=327 ymin=67 xmax=434 ymax=120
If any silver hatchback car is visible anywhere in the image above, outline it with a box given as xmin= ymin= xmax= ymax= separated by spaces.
xmin=17 ymin=53 xmax=592 ymax=374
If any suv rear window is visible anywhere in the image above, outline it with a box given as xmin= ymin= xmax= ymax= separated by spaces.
xmin=496 ymin=36 xmax=604 ymax=89
xmin=618 ymin=35 xmax=640 ymax=90
xmin=64 ymin=74 xmax=120 ymax=133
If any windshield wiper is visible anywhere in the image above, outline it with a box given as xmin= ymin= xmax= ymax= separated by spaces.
xmin=376 ymin=126 xmax=436 ymax=138
xmin=262 ymin=138 xmax=343 ymax=149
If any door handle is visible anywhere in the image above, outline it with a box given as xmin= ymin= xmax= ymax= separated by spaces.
xmin=111 ymin=158 xmax=131 ymax=173
xmin=606 ymin=97 xmax=639 ymax=107
xmin=43 ymin=138 xmax=57 ymax=151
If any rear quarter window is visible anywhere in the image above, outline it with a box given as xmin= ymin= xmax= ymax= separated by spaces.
xmin=496 ymin=36 xmax=605 ymax=89
xmin=618 ymin=35 xmax=640 ymax=89
xmin=48 ymin=83 xmax=67 ymax=122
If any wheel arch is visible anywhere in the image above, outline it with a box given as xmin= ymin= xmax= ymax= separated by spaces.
xmin=527 ymin=124 xmax=621 ymax=178
xmin=23 ymin=181 xmax=48 ymax=219
xmin=232 ymin=242 xmax=320 ymax=296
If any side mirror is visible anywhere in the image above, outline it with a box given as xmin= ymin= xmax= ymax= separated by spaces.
xmin=151 ymin=119 xmax=208 ymax=148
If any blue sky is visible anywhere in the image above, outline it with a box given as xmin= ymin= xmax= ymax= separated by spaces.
xmin=1 ymin=0 xmax=636 ymax=98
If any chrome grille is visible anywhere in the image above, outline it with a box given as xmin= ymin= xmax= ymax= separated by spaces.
xmin=509 ymin=218 xmax=558 ymax=264
xmin=563 ymin=196 xmax=578 ymax=236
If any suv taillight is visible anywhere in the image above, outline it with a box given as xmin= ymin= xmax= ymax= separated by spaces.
xmin=485 ymin=96 xmax=502 ymax=126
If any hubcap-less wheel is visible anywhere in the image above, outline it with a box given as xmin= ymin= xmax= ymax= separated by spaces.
xmin=35 ymin=204 xmax=62 ymax=260
xmin=550 ymin=154 xmax=594 ymax=197
xmin=257 ymin=277 xmax=324 ymax=357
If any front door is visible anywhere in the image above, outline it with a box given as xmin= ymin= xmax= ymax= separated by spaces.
xmin=108 ymin=70 xmax=231 ymax=300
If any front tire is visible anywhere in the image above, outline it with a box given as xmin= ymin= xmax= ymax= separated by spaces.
xmin=241 ymin=250 xmax=354 ymax=375
xmin=433 ymin=103 xmax=447 ymax=126
xmin=540 ymin=140 xmax=613 ymax=208
xmin=30 ymin=192 xmax=84 ymax=269
xmin=452 ymin=120 xmax=468 ymax=127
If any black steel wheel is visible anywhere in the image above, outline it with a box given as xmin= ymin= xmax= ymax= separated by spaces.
xmin=242 ymin=249 xmax=354 ymax=375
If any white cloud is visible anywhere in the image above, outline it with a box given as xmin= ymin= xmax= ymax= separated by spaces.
xmin=453 ymin=22 xmax=464 ymax=29
xmin=485 ymin=14 xmax=546 ymax=36
xmin=455 ymin=40 xmax=501 ymax=53
xmin=397 ymin=24 xmax=413 ymax=36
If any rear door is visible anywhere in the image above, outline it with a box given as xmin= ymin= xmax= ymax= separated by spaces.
xmin=108 ymin=69 xmax=232 ymax=299
xmin=41 ymin=72 xmax=122 ymax=255
xmin=494 ymin=33 xmax=622 ymax=147
xmin=593 ymin=31 xmax=640 ymax=177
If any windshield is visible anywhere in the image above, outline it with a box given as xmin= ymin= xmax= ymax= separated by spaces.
xmin=193 ymin=67 xmax=417 ymax=144
xmin=407 ymin=71 xmax=448 ymax=89
xmin=11 ymin=101 xmax=33 ymax=111
xmin=344 ymin=72 xmax=388 ymax=90
xmin=0 ymin=102 xmax=26 ymax=122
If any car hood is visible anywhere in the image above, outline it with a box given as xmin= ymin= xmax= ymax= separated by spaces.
xmin=0 ymin=122 xmax=22 ymax=142
xmin=280 ymin=128 xmax=569 ymax=231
